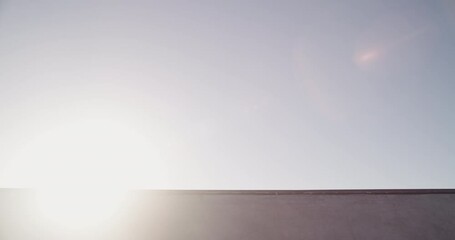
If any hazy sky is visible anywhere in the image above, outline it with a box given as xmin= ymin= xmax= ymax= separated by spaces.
xmin=0 ymin=0 xmax=454 ymax=189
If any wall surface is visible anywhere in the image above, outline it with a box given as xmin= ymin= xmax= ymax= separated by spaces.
xmin=1 ymin=189 xmax=455 ymax=240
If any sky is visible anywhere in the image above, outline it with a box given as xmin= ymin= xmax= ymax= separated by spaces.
xmin=0 ymin=0 xmax=454 ymax=189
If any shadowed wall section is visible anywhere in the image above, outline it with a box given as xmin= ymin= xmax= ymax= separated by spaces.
xmin=1 ymin=189 xmax=455 ymax=239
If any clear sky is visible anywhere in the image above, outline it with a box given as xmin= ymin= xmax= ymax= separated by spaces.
xmin=0 ymin=0 xmax=454 ymax=189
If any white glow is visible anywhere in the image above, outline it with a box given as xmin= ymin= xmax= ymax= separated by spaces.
xmin=2 ymin=117 xmax=167 ymax=231
xmin=34 ymin=188 xmax=128 ymax=230
xmin=1 ymin=117 xmax=169 ymax=189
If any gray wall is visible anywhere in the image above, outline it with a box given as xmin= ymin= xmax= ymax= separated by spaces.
xmin=1 ymin=190 xmax=455 ymax=240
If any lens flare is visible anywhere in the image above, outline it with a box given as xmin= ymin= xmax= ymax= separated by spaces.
xmin=354 ymin=49 xmax=381 ymax=66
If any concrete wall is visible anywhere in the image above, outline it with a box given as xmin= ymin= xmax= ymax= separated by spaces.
xmin=1 ymin=189 xmax=455 ymax=239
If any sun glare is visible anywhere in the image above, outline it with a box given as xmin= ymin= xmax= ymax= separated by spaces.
xmin=34 ymin=187 xmax=128 ymax=230
xmin=0 ymin=116 xmax=172 ymax=231
xmin=0 ymin=118 xmax=157 ymax=230
xmin=0 ymin=116 xmax=168 ymax=232
xmin=1 ymin=117 xmax=166 ymax=189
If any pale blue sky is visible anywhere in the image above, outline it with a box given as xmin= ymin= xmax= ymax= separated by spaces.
xmin=0 ymin=0 xmax=454 ymax=189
